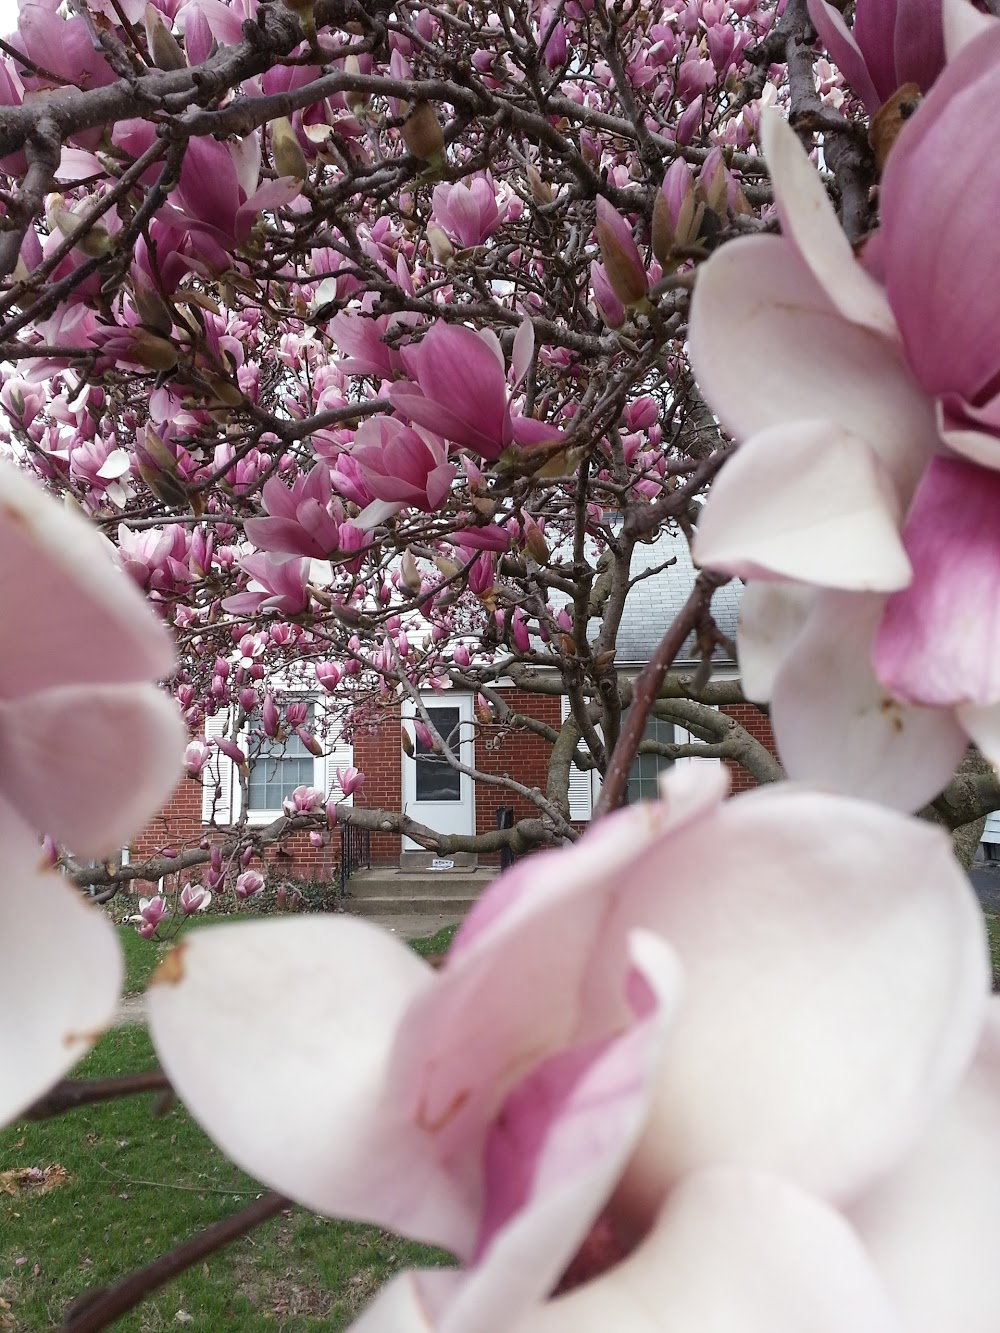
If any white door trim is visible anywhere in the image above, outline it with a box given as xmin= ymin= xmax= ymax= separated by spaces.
xmin=401 ymin=693 xmax=476 ymax=849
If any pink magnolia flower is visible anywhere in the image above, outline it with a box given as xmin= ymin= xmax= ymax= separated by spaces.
xmin=806 ymin=0 xmax=945 ymax=113
xmin=350 ymin=416 xmax=456 ymax=517
xmin=168 ymin=135 xmax=302 ymax=251
xmin=0 ymin=459 xmax=184 ymax=1127
xmin=690 ymin=42 xmax=1000 ymax=810
xmin=131 ymin=894 xmax=168 ymax=937
xmin=222 ymin=553 xmax=310 ymax=617
xmin=335 ymin=766 xmax=365 ymax=797
xmin=328 ymin=309 xmax=417 ymax=381
xmin=431 ymin=175 xmax=505 ymax=249
xmin=184 ymin=740 xmax=211 ymax=778
xmin=282 ymin=785 xmax=324 ymax=815
xmin=180 ymin=883 xmax=212 ymax=915
xmin=388 ymin=323 xmax=514 ymax=460
xmin=242 ymin=462 xmax=342 ymax=560
xmin=234 ymin=870 xmax=265 ymax=900
xmin=589 ymin=260 xmax=625 ymax=329
xmin=315 ymin=661 xmax=341 ymax=692
xmin=148 ymin=766 xmax=997 ymax=1329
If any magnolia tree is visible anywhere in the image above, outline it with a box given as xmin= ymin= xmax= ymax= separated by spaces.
xmin=3 ymin=0 xmax=1000 ymax=1325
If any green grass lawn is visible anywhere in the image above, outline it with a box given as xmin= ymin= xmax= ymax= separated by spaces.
xmin=1 ymin=921 xmax=459 ymax=1331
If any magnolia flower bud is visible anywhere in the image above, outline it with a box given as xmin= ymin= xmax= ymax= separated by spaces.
xmin=526 ymin=164 xmax=554 ymax=205
xmin=144 ymin=3 xmax=186 ymax=70
xmin=652 ymin=158 xmax=703 ymax=263
xmin=270 ymin=117 xmax=308 ymax=181
xmin=343 ymin=54 xmax=368 ymax=114
xmin=131 ymin=273 xmax=174 ymax=337
xmin=129 ymin=332 xmax=180 ymax=372
xmin=595 ymin=197 xmax=648 ymax=308
xmin=402 ymin=101 xmax=444 ymax=164
xmin=281 ymin=0 xmax=317 ymax=43
xmin=400 ymin=547 xmax=422 ymax=593
xmin=697 ymin=147 xmax=729 ymax=217
xmin=297 ymin=726 xmax=324 ymax=757
xmin=52 ymin=207 xmax=112 ymax=259
xmin=523 ymin=514 xmax=550 ymax=564
xmin=427 ymin=223 xmax=454 ymax=264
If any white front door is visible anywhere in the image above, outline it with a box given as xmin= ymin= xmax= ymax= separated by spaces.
xmin=402 ymin=694 xmax=475 ymax=849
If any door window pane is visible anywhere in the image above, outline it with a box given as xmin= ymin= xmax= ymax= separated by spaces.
xmin=415 ymin=706 xmax=462 ymax=802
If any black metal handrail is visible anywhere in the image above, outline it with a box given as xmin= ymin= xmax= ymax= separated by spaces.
xmin=497 ymin=807 xmax=516 ymax=871
xmin=339 ymin=823 xmax=371 ymax=898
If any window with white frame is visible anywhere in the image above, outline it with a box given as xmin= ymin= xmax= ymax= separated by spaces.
xmin=626 ymin=714 xmax=675 ymax=804
xmin=202 ymin=695 xmax=353 ymax=826
xmin=559 ymin=697 xmax=720 ymax=820
xmin=246 ymin=703 xmax=319 ymax=814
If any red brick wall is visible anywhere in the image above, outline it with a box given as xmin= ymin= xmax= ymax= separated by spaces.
xmin=472 ymin=691 xmax=561 ymax=862
xmin=131 ymin=774 xmax=337 ymax=892
xmin=352 ymin=690 xmax=562 ymax=866
xmin=722 ymin=703 xmax=778 ymax=793
xmin=131 ymin=689 xmax=564 ymax=878
xmin=352 ymin=698 xmax=403 ymax=867
xmin=130 ymin=695 xmax=777 ymax=887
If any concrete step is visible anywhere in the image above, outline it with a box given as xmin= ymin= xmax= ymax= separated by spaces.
xmin=344 ymin=895 xmax=478 ymax=917
xmin=345 ymin=869 xmax=495 ymax=900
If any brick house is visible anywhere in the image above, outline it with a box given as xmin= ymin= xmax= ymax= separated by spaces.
xmin=132 ymin=530 xmax=777 ymax=884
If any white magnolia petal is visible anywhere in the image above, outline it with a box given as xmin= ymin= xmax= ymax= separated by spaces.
xmin=0 ymin=801 xmax=122 ymax=1126
xmin=939 ymin=422 xmax=1000 ymax=471
xmin=613 ymin=779 xmax=986 ymax=1227
xmin=761 ymin=112 xmax=897 ymax=336
xmin=942 ymin=0 xmax=998 ymax=59
xmin=355 ymin=497 xmax=404 ymax=531
xmin=524 ymin=1170 xmax=905 ymax=1333
xmin=735 ymin=581 xmax=815 ymax=702
xmin=852 ymin=1001 xmax=1000 ymax=1333
xmin=694 ymin=421 xmax=910 ymax=590
xmin=955 ymin=701 xmax=1000 ymax=773
xmin=437 ymin=933 xmax=681 ymax=1333
xmin=0 ymin=459 xmax=175 ymax=697
xmin=0 ymin=683 xmax=185 ymax=857
xmin=96 ymin=448 xmax=132 ymax=480
xmin=147 ymin=917 xmax=476 ymax=1252
xmin=771 ymin=591 xmax=968 ymax=811
xmin=688 ymin=235 xmax=935 ymax=499
xmin=392 ymin=767 xmax=728 ymax=1154
xmin=349 ymin=1271 xmax=461 ymax=1332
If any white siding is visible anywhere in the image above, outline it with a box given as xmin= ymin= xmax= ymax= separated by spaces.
xmin=560 ymin=696 xmax=601 ymax=820
xmin=202 ymin=708 xmax=237 ymax=824
xmin=320 ymin=699 xmax=355 ymax=805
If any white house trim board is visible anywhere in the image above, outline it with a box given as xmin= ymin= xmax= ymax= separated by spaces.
xmin=560 ymin=696 xmax=601 ymax=820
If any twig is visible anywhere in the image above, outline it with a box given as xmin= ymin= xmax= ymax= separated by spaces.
xmin=62 ymin=1190 xmax=289 ymax=1332
xmin=23 ymin=1070 xmax=170 ymax=1120
xmin=593 ymin=571 xmax=729 ymax=817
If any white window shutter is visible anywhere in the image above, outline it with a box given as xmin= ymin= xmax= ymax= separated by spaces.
xmin=319 ymin=701 xmax=355 ymax=806
xmin=561 ymin=696 xmax=595 ymax=820
xmin=203 ymin=708 xmax=238 ymax=824
xmin=674 ymin=706 xmax=721 ymax=768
